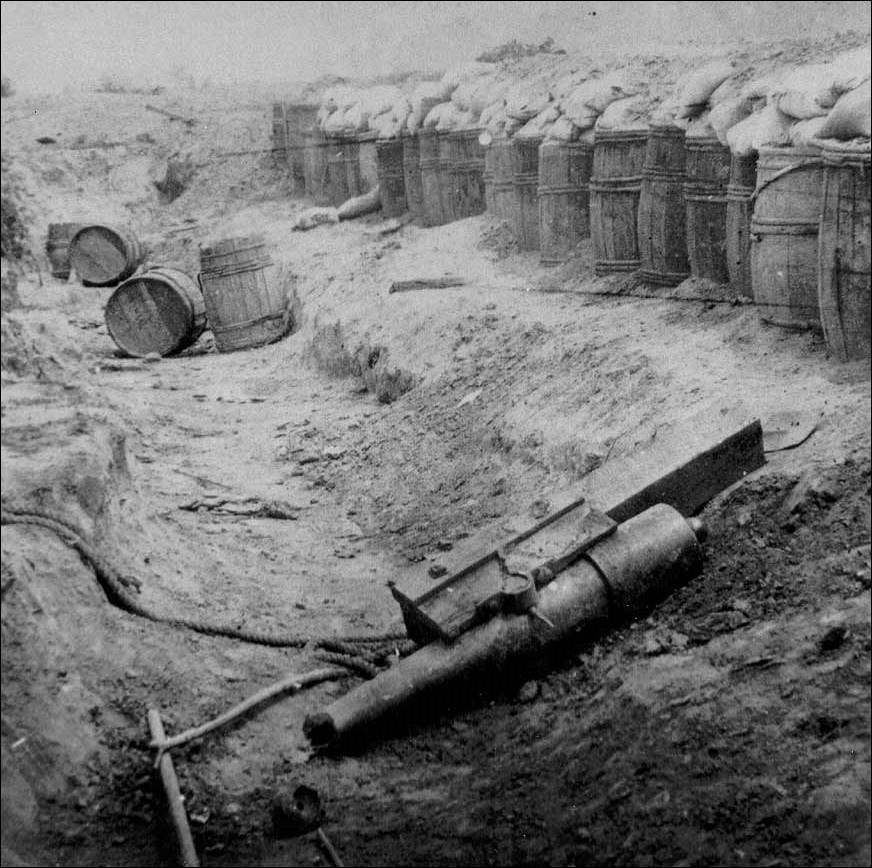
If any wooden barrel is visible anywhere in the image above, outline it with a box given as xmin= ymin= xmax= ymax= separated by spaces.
xmin=403 ymin=133 xmax=425 ymax=223
xmin=684 ymin=137 xmax=731 ymax=283
xmin=284 ymin=103 xmax=318 ymax=192
xmin=46 ymin=222 xmax=84 ymax=280
xmin=69 ymin=225 xmax=144 ymax=287
xmin=271 ymin=102 xmax=287 ymax=154
xmin=538 ymin=140 xmax=594 ymax=265
xmin=637 ymin=125 xmax=689 ymax=285
xmin=589 ymin=129 xmax=647 ymax=274
xmin=343 ymin=137 xmax=362 ymax=200
xmin=198 ymin=236 xmax=289 ymax=353
xmin=751 ymin=145 xmax=824 ymax=329
xmin=725 ymin=152 xmax=758 ymax=299
xmin=105 ymin=267 xmax=205 ymax=358
xmin=326 ymin=136 xmax=349 ymax=206
xmin=483 ymin=143 xmax=496 ymax=214
xmin=513 ymin=137 xmax=542 ymax=251
xmin=438 ymin=130 xmax=458 ymax=223
xmin=358 ymin=132 xmax=379 ymax=193
xmin=419 ymin=129 xmax=445 ymax=227
xmin=303 ymin=128 xmax=330 ymax=204
xmin=376 ymin=138 xmax=407 ymax=218
xmin=818 ymin=143 xmax=871 ymax=360
xmin=458 ymin=128 xmax=486 ymax=218
xmin=492 ymin=136 xmax=518 ymax=222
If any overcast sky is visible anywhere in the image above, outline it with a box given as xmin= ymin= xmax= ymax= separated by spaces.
xmin=2 ymin=1 xmax=870 ymax=94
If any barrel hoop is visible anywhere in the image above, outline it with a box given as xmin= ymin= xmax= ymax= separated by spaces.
xmin=750 ymin=220 xmax=818 ymax=236
xmin=823 ymin=150 xmax=872 ymax=168
xmin=538 ymin=184 xmax=588 ymax=195
xmin=596 ymin=259 xmax=640 ymax=270
xmin=638 ymin=269 xmax=690 ymax=285
xmin=590 ymin=181 xmax=642 ymax=193
xmin=684 ymin=139 xmax=729 ymax=152
xmin=212 ymin=311 xmax=286 ymax=336
xmin=684 ymin=192 xmax=728 ymax=204
xmin=594 ymin=131 xmax=648 ymax=142
xmin=726 ymin=183 xmax=755 ymax=196
xmin=643 ymin=168 xmax=685 ymax=180
xmin=202 ymin=258 xmax=273 ymax=278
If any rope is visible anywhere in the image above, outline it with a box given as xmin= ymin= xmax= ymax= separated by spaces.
xmin=0 ymin=505 xmax=408 ymax=654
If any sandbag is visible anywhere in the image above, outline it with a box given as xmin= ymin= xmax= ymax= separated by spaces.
xmin=789 ymin=115 xmax=830 ymax=148
xmin=562 ymin=72 xmax=634 ymax=129
xmin=545 ymin=115 xmax=580 ymax=142
xmin=423 ymin=102 xmax=450 ymax=128
xmin=505 ymin=81 xmax=552 ymax=121
xmin=726 ymin=103 xmax=793 ymax=156
xmin=324 ymin=110 xmax=347 ymax=135
xmin=685 ymin=111 xmax=716 ymax=139
xmin=316 ymin=106 xmax=331 ymax=129
xmin=594 ymin=96 xmax=649 ymax=131
xmin=817 ymin=79 xmax=872 ymax=140
xmin=435 ymin=103 xmax=464 ymax=131
xmin=294 ymin=207 xmax=339 ymax=231
xmin=343 ymin=104 xmax=370 ymax=134
xmin=709 ymin=96 xmax=753 ymax=146
xmin=323 ymin=85 xmax=361 ymax=113
xmin=338 ymin=186 xmax=381 ymax=221
xmin=516 ymin=104 xmax=561 ymax=139
xmin=677 ymin=60 xmax=737 ymax=118
xmin=774 ymin=63 xmax=849 ymax=119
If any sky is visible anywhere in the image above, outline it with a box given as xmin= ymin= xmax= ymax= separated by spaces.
xmin=2 ymin=1 xmax=870 ymax=95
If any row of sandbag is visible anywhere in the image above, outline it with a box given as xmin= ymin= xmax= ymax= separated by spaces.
xmin=314 ymin=46 xmax=870 ymax=154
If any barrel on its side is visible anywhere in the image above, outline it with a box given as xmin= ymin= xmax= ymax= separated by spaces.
xmin=304 ymin=128 xmax=330 ymax=205
xmin=358 ymin=132 xmax=379 ymax=194
xmin=438 ymin=130 xmax=458 ymax=223
xmin=198 ymin=236 xmax=289 ymax=353
xmin=538 ymin=140 xmax=594 ymax=265
xmin=376 ymin=138 xmax=407 ymax=218
xmin=69 ymin=225 xmax=144 ymax=287
xmin=637 ymin=125 xmax=689 ymax=285
xmin=751 ymin=145 xmax=823 ymax=329
xmin=590 ymin=130 xmax=647 ymax=274
xmin=492 ymin=136 xmax=518 ymax=222
xmin=403 ymin=133 xmax=425 ymax=223
xmin=684 ymin=137 xmax=731 ymax=283
xmin=514 ymin=137 xmax=542 ymax=251
xmin=419 ymin=129 xmax=445 ymax=227
xmin=105 ymin=267 xmax=205 ymax=358
xmin=284 ymin=103 xmax=319 ymax=193
xmin=46 ymin=222 xmax=84 ymax=280
xmin=725 ymin=152 xmax=758 ymax=299
xmin=818 ymin=144 xmax=871 ymax=360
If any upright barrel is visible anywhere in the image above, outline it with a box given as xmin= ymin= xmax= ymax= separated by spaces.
xmin=326 ymin=136 xmax=350 ymax=206
xmin=284 ymin=103 xmax=319 ymax=194
xmin=513 ymin=137 xmax=542 ymax=251
xmin=69 ymin=225 xmax=144 ymax=287
xmin=684 ymin=136 xmax=731 ymax=283
xmin=538 ymin=140 xmax=594 ymax=265
xmin=751 ymin=145 xmax=823 ymax=329
xmin=492 ymin=136 xmax=518 ymax=221
xmin=818 ymin=143 xmax=871 ymax=360
xmin=589 ymin=129 xmax=647 ymax=274
xmin=419 ymin=129 xmax=445 ymax=227
xmin=105 ymin=267 xmax=205 ymax=358
xmin=725 ymin=152 xmax=758 ymax=299
xmin=483 ymin=142 xmax=496 ymax=214
xmin=303 ymin=128 xmax=330 ymax=205
xmin=403 ymin=133 xmax=425 ymax=223
xmin=46 ymin=222 xmax=84 ymax=280
xmin=438 ymin=130 xmax=457 ymax=223
xmin=637 ymin=125 xmax=689 ymax=285
xmin=271 ymin=102 xmax=287 ymax=155
xmin=458 ymin=128 xmax=486 ymax=218
xmin=357 ymin=132 xmax=379 ymax=193
xmin=376 ymin=138 xmax=407 ymax=218
xmin=198 ymin=236 xmax=289 ymax=353
xmin=343 ymin=137 xmax=362 ymax=200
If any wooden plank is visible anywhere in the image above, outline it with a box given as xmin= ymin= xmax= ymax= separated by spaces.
xmin=393 ymin=406 xmax=764 ymax=642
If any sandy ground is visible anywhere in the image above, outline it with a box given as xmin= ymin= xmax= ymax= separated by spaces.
xmin=2 ymin=38 xmax=871 ymax=868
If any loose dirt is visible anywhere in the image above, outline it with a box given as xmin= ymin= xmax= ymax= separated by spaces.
xmin=2 ymin=36 xmax=870 ymax=868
